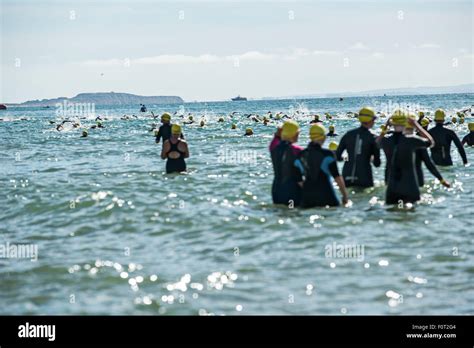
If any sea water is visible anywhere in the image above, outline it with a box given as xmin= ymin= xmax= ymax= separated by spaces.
xmin=0 ymin=94 xmax=473 ymax=314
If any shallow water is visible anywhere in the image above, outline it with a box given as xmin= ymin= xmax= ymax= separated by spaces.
xmin=1 ymin=94 xmax=473 ymax=315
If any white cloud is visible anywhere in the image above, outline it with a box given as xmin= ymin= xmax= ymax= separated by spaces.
xmin=418 ymin=43 xmax=441 ymax=49
xmin=372 ymin=52 xmax=385 ymax=59
xmin=349 ymin=42 xmax=369 ymax=50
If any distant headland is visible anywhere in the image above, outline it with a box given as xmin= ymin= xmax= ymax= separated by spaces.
xmin=8 ymin=92 xmax=184 ymax=107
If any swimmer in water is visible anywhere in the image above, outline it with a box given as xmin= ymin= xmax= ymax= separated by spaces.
xmin=379 ymin=111 xmax=436 ymax=205
xmin=156 ymin=113 xmax=183 ymax=144
xmin=310 ymin=114 xmax=322 ymax=124
xmin=269 ymin=120 xmax=304 ymax=206
xmin=295 ymin=124 xmax=349 ymax=207
xmin=336 ymin=107 xmax=381 ymax=188
xmin=161 ymin=124 xmax=189 ymax=174
xmin=404 ymin=114 xmax=450 ymax=188
xmin=462 ymin=122 xmax=474 ymax=146
xmin=428 ymin=109 xmax=468 ymax=166
xmin=326 ymin=125 xmax=338 ymax=137
xmin=244 ymin=128 xmax=253 ymax=136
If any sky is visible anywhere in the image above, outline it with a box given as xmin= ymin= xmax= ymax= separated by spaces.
xmin=1 ymin=0 xmax=473 ymax=103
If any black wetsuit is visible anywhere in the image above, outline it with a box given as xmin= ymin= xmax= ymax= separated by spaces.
xmin=462 ymin=131 xmax=474 ymax=146
xmin=165 ymin=139 xmax=186 ymax=174
xmin=385 ymin=134 xmax=430 ymax=204
xmin=336 ymin=126 xmax=381 ymax=187
xmin=428 ymin=123 xmax=467 ymax=166
xmin=381 ymin=132 xmax=403 ymax=183
xmin=296 ymin=143 xmax=340 ymax=207
xmin=415 ymin=148 xmax=442 ymax=186
xmin=155 ymin=124 xmax=171 ymax=144
xmin=326 ymin=131 xmax=338 ymax=137
xmin=270 ymin=139 xmax=303 ymax=206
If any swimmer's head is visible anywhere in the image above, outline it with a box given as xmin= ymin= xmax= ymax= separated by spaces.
xmin=391 ymin=109 xmax=407 ymax=131
xmin=434 ymin=109 xmax=446 ymax=123
xmin=245 ymin=128 xmax=253 ymax=136
xmin=309 ymin=123 xmax=326 ymax=144
xmin=200 ymin=120 xmax=205 ymax=127
xmin=171 ymin=123 xmax=182 ymax=135
xmin=188 ymin=115 xmax=193 ymax=121
xmin=451 ymin=116 xmax=457 ymax=124
xmin=161 ymin=113 xmax=171 ymax=123
xmin=281 ymin=120 xmax=300 ymax=142
xmin=313 ymin=114 xmax=320 ymax=121
xmin=358 ymin=107 xmax=376 ymax=127
xmin=81 ymin=130 xmax=88 ymax=137
xmin=468 ymin=122 xmax=474 ymax=132
xmin=218 ymin=117 xmax=224 ymax=122
xmin=328 ymin=141 xmax=338 ymax=151
xmin=404 ymin=113 xmax=417 ymax=132
xmin=231 ymin=123 xmax=237 ymax=129
xmin=418 ymin=111 xmax=425 ymax=118
xmin=420 ymin=118 xmax=430 ymax=128
xmin=329 ymin=125 xmax=335 ymax=132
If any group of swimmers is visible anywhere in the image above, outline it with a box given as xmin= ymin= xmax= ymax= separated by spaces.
xmin=152 ymin=106 xmax=472 ymax=208
xmin=270 ymin=107 xmax=472 ymax=208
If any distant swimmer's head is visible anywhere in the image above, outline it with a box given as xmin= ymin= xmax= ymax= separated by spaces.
xmin=81 ymin=129 xmax=88 ymax=137
xmin=245 ymin=128 xmax=254 ymax=136
xmin=420 ymin=118 xmax=430 ymax=128
xmin=468 ymin=122 xmax=474 ymax=132
xmin=434 ymin=109 xmax=446 ymax=123
xmin=404 ymin=113 xmax=417 ymax=133
xmin=218 ymin=117 xmax=224 ymax=122
xmin=154 ymin=130 xmax=159 ymax=137
xmin=171 ymin=123 xmax=182 ymax=136
xmin=200 ymin=120 xmax=205 ymax=127
xmin=418 ymin=111 xmax=425 ymax=118
xmin=188 ymin=115 xmax=193 ymax=121
xmin=309 ymin=124 xmax=326 ymax=144
xmin=451 ymin=116 xmax=457 ymax=124
xmin=313 ymin=114 xmax=320 ymax=121
xmin=281 ymin=120 xmax=300 ymax=142
xmin=329 ymin=125 xmax=335 ymax=132
xmin=275 ymin=114 xmax=282 ymax=120
xmin=328 ymin=141 xmax=338 ymax=151
xmin=391 ymin=109 xmax=407 ymax=131
xmin=358 ymin=107 xmax=377 ymax=128
xmin=231 ymin=123 xmax=237 ymax=129
xmin=459 ymin=117 xmax=464 ymax=124
xmin=161 ymin=113 xmax=171 ymax=123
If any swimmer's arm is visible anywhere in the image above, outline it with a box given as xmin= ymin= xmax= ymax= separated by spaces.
xmin=410 ymin=118 xmax=434 ymax=148
xmin=451 ymin=132 xmax=468 ymax=164
xmin=294 ymin=159 xmax=305 ymax=186
xmin=371 ymin=136 xmax=381 ymax=167
xmin=155 ymin=130 xmax=161 ymax=143
xmin=181 ymin=141 xmax=190 ymax=158
xmin=334 ymin=176 xmax=349 ymax=205
xmin=461 ymin=135 xmax=467 ymax=146
xmin=161 ymin=141 xmax=170 ymax=159
xmin=421 ymin=149 xmax=443 ymax=182
xmin=376 ymin=119 xmax=391 ymax=144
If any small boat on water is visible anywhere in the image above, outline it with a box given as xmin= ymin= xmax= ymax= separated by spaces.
xmin=231 ymin=95 xmax=247 ymax=101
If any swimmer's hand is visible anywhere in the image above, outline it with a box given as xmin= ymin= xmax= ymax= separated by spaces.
xmin=440 ymin=179 xmax=451 ymax=188
xmin=342 ymin=195 xmax=349 ymax=206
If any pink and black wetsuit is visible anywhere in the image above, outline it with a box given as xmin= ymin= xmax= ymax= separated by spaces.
xmin=269 ymin=135 xmax=304 ymax=206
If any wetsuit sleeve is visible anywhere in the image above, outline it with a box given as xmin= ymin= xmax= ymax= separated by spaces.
xmin=335 ymin=134 xmax=346 ymax=161
xmin=180 ymin=132 xmax=185 ymax=139
xmin=155 ymin=128 xmax=162 ymax=143
xmin=451 ymin=131 xmax=468 ymax=164
xmin=410 ymin=136 xmax=430 ymax=149
xmin=462 ymin=135 xmax=467 ymax=145
xmin=269 ymin=135 xmax=280 ymax=151
xmin=294 ymin=159 xmax=305 ymax=177
xmin=420 ymin=149 xmax=443 ymax=181
xmin=371 ymin=135 xmax=381 ymax=167
xmin=321 ymin=155 xmax=339 ymax=178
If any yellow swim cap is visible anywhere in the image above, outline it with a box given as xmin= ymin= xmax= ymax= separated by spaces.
xmin=391 ymin=109 xmax=407 ymax=126
xmin=459 ymin=117 xmax=464 ymax=124
xmin=281 ymin=120 xmax=300 ymax=140
xmin=200 ymin=120 xmax=205 ymax=127
xmin=404 ymin=113 xmax=417 ymax=129
xmin=313 ymin=114 xmax=320 ymax=121
xmin=171 ymin=124 xmax=182 ymax=135
xmin=328 ymin=141 xmax=338 ymax=151
xmin=161 ymin=113 xmax=171 ymax=122
xmin=309 ymin=123 xmax=326 ymax=141
xmin=245 ymin=128 xmax=253 ymax=135
xmin=329 ymin=125 xmax=335 ymax=132
xmin=358 ymin=107 xmax=376 ymax=123
xmin=434 ymin=109 xmax=446 ymax=122
xmin=418 ymin=111 xmax=425 ymax=118
xmin=188 ymin=115 xmax=193 ymax=120
xmin=451 ymin=116 xmax=457 ymax=124
xmin=231 ymin=123 xmax=237 ymax=129
xmin=468 ymin=122 xmax=474 ymax=131
xmin=420 ymin=118 xmax=430 ymax=128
